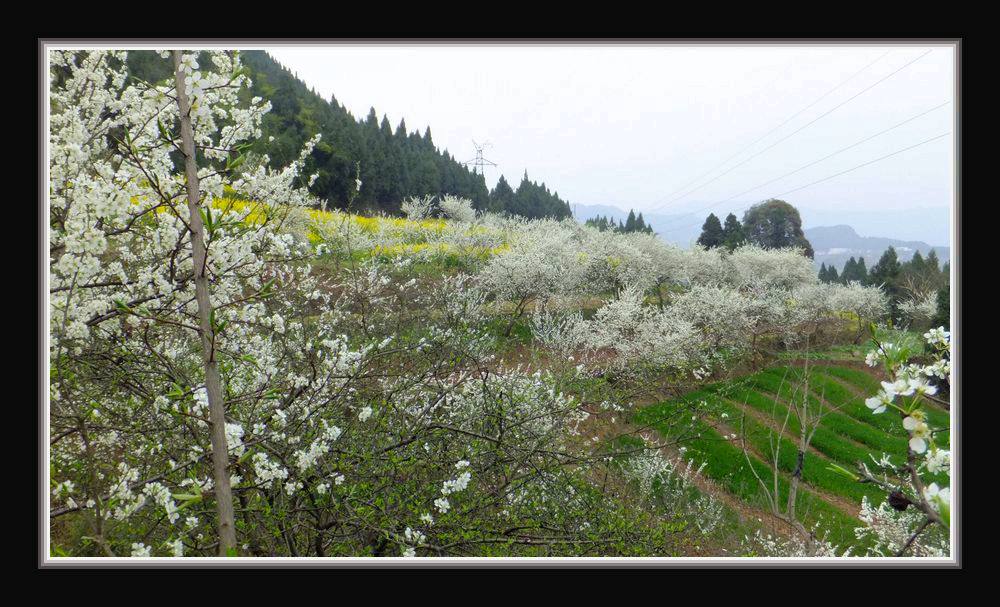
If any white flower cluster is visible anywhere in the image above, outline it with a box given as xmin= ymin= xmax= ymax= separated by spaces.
xmin=252 ymin=452 xmax=289 ymax=487
xmin=620 ymin=450 xmax=724 ymax=534
xmin=225 ymin=422 xmax=245 ymax=457
xmin=898 ymin=291 xmax=938 ymax=323
xmin=130 ymin=542 xmax=151 ymax=557
xmin=441 ymin=471 xmax=472 ymax=496
xmin=400 ymin=195 xmax=437 ymax=221
xmin=142 ymin=482 xmax=179 ymax=524
xmin=859 ymin=326 xmax=951 ymax=554
xmin=864 ymin=327 xmax=949 ymax=455
xmin=855 ymin=496 xmax=949 ymax=557
xmin=744 ymin=528 xmax=843 ymax=557
xmin=401 ymin=526 xmax=426 ymax=557
xmin=293 ymin=422 xmax=342 ymax=473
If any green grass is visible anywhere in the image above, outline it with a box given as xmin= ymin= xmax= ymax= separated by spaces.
xmin=635 ymin=358 xmax=953 ymax=553
xmin=633 ymin=392 xmax=871 ymax=550
xmin=709 ymin=384 xmax=901 ymax=467
xmin=737 ymin=370 xmax=910 ymax=454
xmin=812 ymin=365 xmax=950 ymax=441
xmin=691 ymin=392 xmax=884 ymax=505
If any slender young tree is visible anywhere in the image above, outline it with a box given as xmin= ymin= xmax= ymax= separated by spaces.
xmin=172 ymin=51 xmax=237 ymax=555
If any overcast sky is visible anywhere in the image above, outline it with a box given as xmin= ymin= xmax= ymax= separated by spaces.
xmin=268 ymin=44 xmax=955 ymax=245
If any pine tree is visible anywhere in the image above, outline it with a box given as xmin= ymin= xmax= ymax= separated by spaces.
xmin=871 ymin=247 xmax=903 ymax=315
xmin=625 ymin=210 xmax=637 ymax=232
xmin=926 ymin=249 xmax=940 ymax=274
xmin=818 ymin=263 xmax=829 ymax=282
xmin=871 ymin=247 xmax=901 ymax=286
xmin=932 ymin=284 xmax=950 ymax=329
xmin=636 ymin=212 xmax=653 ymax=234
xmin=856 ymin=257 xmax=868 ymax=285
xmin=697 ymin=213 xmax=725 ymax=249
xmin=842 ymin=257 xmax=858 ymax=284
xmin=721 ymin=212 xmax=747 ymax=251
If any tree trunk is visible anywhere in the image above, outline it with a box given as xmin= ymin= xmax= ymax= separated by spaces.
xmin=173 ymin=51 xmax=237 ymax=556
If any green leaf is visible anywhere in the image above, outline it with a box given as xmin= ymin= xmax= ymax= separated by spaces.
xmin=157 ymin=119 xmax=171 ymax=142
xmin=825 ymin=463 xmax=860 ymax=481
xmin=167 ymin=382 xmax=185 ymax=399
xmin=258 ymin=278 xmax=276 ymax=299
xmin=227 ymin=153 xmax=246 ymax=172
xmin=935 ymin=497 xmax=950 ymax=528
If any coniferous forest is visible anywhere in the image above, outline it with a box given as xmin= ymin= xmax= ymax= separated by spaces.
xmin=126 ymin=50 xmax=573 ymax=218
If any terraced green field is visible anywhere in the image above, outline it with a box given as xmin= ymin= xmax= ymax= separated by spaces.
xmin=632 ymin=361 xmax=951 ymax=551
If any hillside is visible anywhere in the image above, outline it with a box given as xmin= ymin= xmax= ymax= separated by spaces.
xmin=125 ymin=50 xmax=572 ymax=219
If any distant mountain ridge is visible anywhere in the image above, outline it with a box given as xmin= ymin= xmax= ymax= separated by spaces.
xmin=571 ymin=203 xmax=951 ymax=272
xmin=804 ymin=224 xmax=950 ymax=272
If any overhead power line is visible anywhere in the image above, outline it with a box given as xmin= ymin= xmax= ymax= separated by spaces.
xmin=647 ymin=50 xmax=889 ymax=209
xmin=650 ymin=49 xmax=934 ymax=214
xmin=771 ymin=132 xmax=950 ymax=199
xmin=662 ymin=131 xmax=951 ymax=235
xmin=657 ymin=100 xmax=950 ymax=230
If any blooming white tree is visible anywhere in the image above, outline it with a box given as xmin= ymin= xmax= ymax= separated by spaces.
xmin=846 ymin=326 xmax=952 ymax=555
xmin=438 ymin=195 xmax=477 ymax=223
xmin=400 ymin=195 xmax=436 ymax=221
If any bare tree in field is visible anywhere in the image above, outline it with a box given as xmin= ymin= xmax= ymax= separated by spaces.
xmin=740 ymin=359 xmax=836 ymax=551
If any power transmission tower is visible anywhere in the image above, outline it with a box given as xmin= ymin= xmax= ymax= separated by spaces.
xmin=463 ymin=140 xmax=498 ymax=176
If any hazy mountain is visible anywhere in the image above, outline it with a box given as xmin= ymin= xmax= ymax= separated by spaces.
xmin=805 ymin=225 xmax=950 ymax=272
xmin=572 ymin=203 xmax=951 ymax=272
xmin=802 ymin=206 xmax=950 ymax=249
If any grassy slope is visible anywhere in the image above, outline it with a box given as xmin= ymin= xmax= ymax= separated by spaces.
xmin=633 ymin=391 xmax=870 ymax=550
xmin=635 ymin=359 xmax=951 ymax=552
